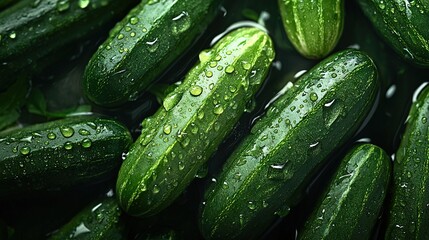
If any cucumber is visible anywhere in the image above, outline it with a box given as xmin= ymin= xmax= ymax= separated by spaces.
xmin=116 ymin=27 xmax=275 ymax=217
xmin=49 ymin=191 xmax=125 ymax=240
xmin=298 ymin=144 xmax=391 ymax=239
xmin=357 ymin=0 xmax=429 ymax=67
xmin=385 ymin=85 xmax=429 ymax=238
xmin=200 ymin=49 xmax=379 ymax=239
xmin=0 ymin=0 xmax=137 ymax=90
xmin=0 ymin=116 xmax=132 ymax=196
xmin=278 ymin=0 xmax=344 ymax=59
xmin=83 ymin=0 xmax=220 ymax=107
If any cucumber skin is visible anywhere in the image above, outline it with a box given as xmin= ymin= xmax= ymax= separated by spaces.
xmin=0 ymin=0 xmax=137 ymax=90
xmin=357 ymin=0 xmax=429 ymax=67
xmin=83 ymin=0 xmax=220 ymax=107
xmin=200 ymin=49 xmax=379 ymax=240
xmin=385 ymin=86 xmax=429 ymax=239
xmin=116 ymin=27 xmax=275 ymax=217
xmin=0 ymin=116 xmax=132 ymax=196
xmin=299 ymin=144 xmax=391 ymax=240
xmin=49 ymin=193 xmax=125 ymax=240
xmin=278 ymin=0 xmax=344 ymax=59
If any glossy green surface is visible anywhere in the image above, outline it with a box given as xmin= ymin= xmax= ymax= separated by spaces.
xmin=116 ymin=27 xmax=275 ymax=217
xmin=0 ymin=116 xmax=132 ymax=196
xmin=278 ymin=0 xmax=344 ymax=59
xmin=299 ymin=144 xmax=391 ymax=239
xmin=357 ymin=0 xmax=429 ymax=67
xmin=385 ymin=86 xmax=429 ymax=239
xmin=49 ymin=193 xmax=125 ymax=240
xmin=0 ymin=0 xmax=137 ymax=90
xmin=83 ymin=0 xmax=220 ymax=107
xmin=200 ymin=49 xmax=379 ymax=239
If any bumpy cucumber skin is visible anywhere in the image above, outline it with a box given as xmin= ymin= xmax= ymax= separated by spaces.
xmin=385 ymin=86 xmax=429 ymax=239
xmin=116 ymin=27 xmax=275 ymax=217
xmin=0 ymin=116 xmax=132 ymax=196
xmin=357 ymin=0 xmax=429 ymax=67
xmin=278 ymin=0 xmax=344 ymax=59
xmin=83 ymin=0 xmax=220 ymax=107
xmin=299 ymin=144 xmax=391 ymax=240
xmin=200 ymin=49 xmax=378 ymax=240
xmin=0 ymin=0 xmax=137 ymax=90
xmin=49 ymin=193 xmax=125 ymax=240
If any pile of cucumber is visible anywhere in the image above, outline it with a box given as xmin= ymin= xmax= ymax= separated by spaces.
xmin=0 ymin=0 xmax=428 ymax=239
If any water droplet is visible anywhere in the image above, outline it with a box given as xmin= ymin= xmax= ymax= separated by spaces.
xmin=121 ymin=152 xmax=128 ymax=160
xmin=229 ymin=86 xmax=237 ymax=93
xmin=190 ymin=85 xmax=203 ymax=96
xmin=130 ymin=16 xmax=139 ymax=25
xmin=163 ymin=92 xmax=183 ymax=111
xmin=262 ymin=200 xmax=269 ymax=208
xmin=267 ymin=162 xmax=292 ymax=180
xmin=87 ymin=122 xmax=97 ymax=129
xmin=226 ymin=50 xmax=232 ymax=55
xmin=199 ymin=50 xmax=211 ymax=63
xmin=20 ymin=147 xmax=30 ymax=155
xmin=64 ymin=142 xmax=73 ymax=150
xmin=213 ymin=105 xmax=224 ymax=115
xmin=172 ymin=11 xmax=191 ymax=34
xmin=422 ymin=117 xmax=427 ymax=124
xmin=60 ymin=126 xmax=74 ymax=138
xmin=248 ymin=201 xmax=256 ymax=210
xmin=163 ymin=124 xmax=172 ymax=135
xmin=205 ymin=71 xmax=213 ymax=78
xmin=323 ymin=99 xmax=344 ymax=128
xmin=331 ymin=73 xmax=337 ymax=78
xmin=117 ymin=34 xmax=124 ymax=40
xmin=47 ymin=132 xmax=56 ymax=140
xmin=242 ymin=61 xmax=251 ymax=70
xmin=178 ymin=161 xmax=185 ymax=170
xmin=78 ymin=129 xmax=90 ymax=136
xmin=190 ymin=123 xmax=199 ymax=134
xmin=57 ymin=0 xmax=70 ymax=12
xmin=130 ymin=32 xmax=136 ymax=37
xmin=146 ymin=38 xmax=159 ymax=53
xmin=310 ymin=92 xmax=318 ymax=102
xmin=78 ymin=0 xmax=90 ymax=8
xmin=209 ymin=61 xmax=217 ymax=68
xmin=81 ymin=138 xmax=92 ymax=148
xmin=9 ymin=32 xmax=16 ymax=39
xmin=153 ymin=185 xmax=160 ymax=194
xmin=198 ymin=111 xmax=205 ymax=119
xmin=225 ymin=66 xmax=235 ymax=74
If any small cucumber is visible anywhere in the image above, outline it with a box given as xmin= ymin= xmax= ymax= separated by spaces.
xmin=298 ymin=144 xmax=391 ymax=239
xmin=200 ymin=49 xmax=379 ymax=239
xmin=83 ymin=0 xmax=220 ymax=107
xmin=278 ymin=0 xmax=344 ymax=59
xmin=116 ymin=27 xmax=275 ymax=217
xmin=49 ymin=191 xmax=125 ymax=240
xmin=0 ymin=116 xmax=132 ymax=196
xmin=385 ymin=85 xmax=429 ymax=238
xmin=357 ymin=0 xmax=429 ymax=67
xmin=0 ymin=0 xmax=137 ymax=90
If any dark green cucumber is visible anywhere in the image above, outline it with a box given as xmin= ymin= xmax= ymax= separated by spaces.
xmin=0 ymin=0 xmax=137 ymax=90
xmin=0 ymin=116 xmax=132 ymax=196
xmin=200 ymin=49 xmax=378 ymax=240
xmin=357 ymin=0 xmax=429 ymax=67
xmin=116 ymin=27 xmax=275 ymax=217
xmin=83 ymin=0 xmax=220 ymax=107
xmin=49 ymin=191 xmax=125 ymax=240
xmin=299 ymin=144 xmax=391 ymax=239
xmin=278 ymin=0 xmax=344 ymax=59
xmin=385 ymin=85 xmax=429 ymax=238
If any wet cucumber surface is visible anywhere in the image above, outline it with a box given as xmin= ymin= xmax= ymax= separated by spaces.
xmin=0 ymin=0 xmax=429 ymax=239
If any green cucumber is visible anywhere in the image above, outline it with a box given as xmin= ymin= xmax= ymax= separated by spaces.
xmin=49 ymin=191 xmax=125 ymax=240
xmin=385 ymin=85 xmax=429 ymax=238
xmin=357 ymin=0 xmax=429 ymax=67
xmin=83 ymin=0 xmax=220 ymax=107
xmin=278 ymin=0 xmax=344 ymax=59
xmin=116 ymin=27 xmax=275 ymax=217
xmin=0 ymin=116 xmax=132 ymax=196
xmin=200 ymin=49 xmax=378 ymax=239
xmin=298 ymin=144 xmax=391 ymax=239
xmin=0 ymin=0 xmax=137 ymax=90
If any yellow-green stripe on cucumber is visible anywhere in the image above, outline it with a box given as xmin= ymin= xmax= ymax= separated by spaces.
xmin=200 ymin=49 xmax=379 ymax=240
xmin=116 ymin=27 xmax=275 ymax=217
xmin=83 ymin=0 xmax=221 ymax=107
xmin=278 ymin=0 xmax=344 ymax=59
xmin=0 ymin=0 xmax=137 ymax=90
xmin=385 ymin=85 xmax=429 ymax=238
xmin=0 ymin=116 xmax=132 ymax=197
xmin=299 ymin=144 xmax=391 ymax=239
